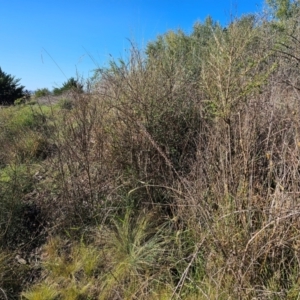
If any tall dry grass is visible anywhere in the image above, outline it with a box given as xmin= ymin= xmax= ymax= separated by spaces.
xmin=3 ymin=13 xmax=300 ymax=299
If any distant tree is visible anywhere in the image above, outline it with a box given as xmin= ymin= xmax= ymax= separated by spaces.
xmin=0 ymin=67 xmax=25 ymax=105
xmin=191 ymin=16 xmax=219 ymax=47
xmin=34 ymin=88 xmax=51 ymax=98
xmin=53 ymin=77 xmax=83 ymax=96
xmin=266 ymin=0 xmax=300 ymax=20
xmin=145 ymin=16 xmax=222 ymax=78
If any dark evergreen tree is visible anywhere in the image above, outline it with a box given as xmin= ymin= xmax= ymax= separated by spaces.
xmin=0 ymin=67 xmax=25 ymax=105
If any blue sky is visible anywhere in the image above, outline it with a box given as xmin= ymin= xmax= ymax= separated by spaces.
xmin=0 ymin=0 xmax=264 ymax=91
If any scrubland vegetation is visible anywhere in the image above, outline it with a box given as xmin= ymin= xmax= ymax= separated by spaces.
xmin=2 ymin=1 xmax=300 ymax=299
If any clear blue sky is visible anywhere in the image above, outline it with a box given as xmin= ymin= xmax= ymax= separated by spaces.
xmin=0 ymin=0 xmax=264 ymax=92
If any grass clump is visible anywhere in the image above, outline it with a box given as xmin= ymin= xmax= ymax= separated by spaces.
xmin=21 ymin=237 xmax=96 ymax=300
xmin=97 ymin=210 xmax=173 ymax=299
xmin=22 ymin=211 xmax=180 ymax=300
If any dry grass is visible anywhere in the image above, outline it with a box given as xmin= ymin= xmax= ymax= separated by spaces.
xmin=3 ymin=12 xmax=300 ymax=299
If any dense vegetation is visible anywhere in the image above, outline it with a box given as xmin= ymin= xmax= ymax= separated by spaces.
xmin=2 ymin=1 xmax=300 ymax=299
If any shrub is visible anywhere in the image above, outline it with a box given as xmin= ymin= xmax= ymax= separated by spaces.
xmin=57 ymin=98 xmax=73 ymax=110
xmin=34 ymin=88 xmax=51 ymax=98
xmin=52 ymin=77 xmax=83 ymax=96
xmin=0 ymin=249 xmax=31 ymax=300
xmin=14 ymin=98 xmax=26 ymax=105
